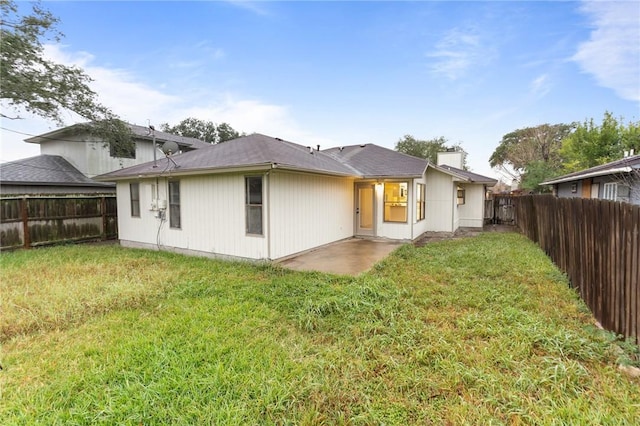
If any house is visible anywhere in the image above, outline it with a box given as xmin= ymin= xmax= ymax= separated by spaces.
xmin=540 ymin=154 xmax=640 ymax=205
xmin=24 ymin=123 xmax=211 ymax=178
xmin=95 ymin=134 xmax=496 ymax=262
xmin=0 ymin=155 xmax=116 ymax=195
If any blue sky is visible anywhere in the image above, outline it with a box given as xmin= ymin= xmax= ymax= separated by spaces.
xmin=1 ymin=0 xmax=639 ymax=181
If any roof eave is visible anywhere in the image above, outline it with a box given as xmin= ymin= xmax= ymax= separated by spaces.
xmin=540 ymin=166 xmax=632 ymax=185
xmin=360 ymin=174 xmax=423 ymax=180
xmin=94 ymin=164 xmax=276 ymax=182
xmin=1 ymin=181 xmax=115 ymax=187
xmin=428 ymin=164 xmax=470 ymax=181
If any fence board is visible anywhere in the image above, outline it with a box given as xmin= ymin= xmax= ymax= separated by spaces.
xmin=507 ymin=195 xmax=639 ymax=345
xmin=0 ymin=195 xmax=117 ymax=250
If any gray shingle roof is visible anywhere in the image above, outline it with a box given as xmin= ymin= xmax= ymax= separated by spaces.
xmin=95 ymin=134 xmax=497 ymax=185
xmin=435 ymin=164 xmax=498 ymax=184
xmin=0 ymin=155 xmax=114 ymax=187
xmin=24 ymin=122 xmax=211 ymax=150
xmin=541 ymin=154 xmax=640 ymax=185
xmin=323 ymin=144 xmax=428 ymax=178
xmin=128 ymin=124 xmax=212 ymax=150
xmin=96 ymin=134 xmax=357 ymax=180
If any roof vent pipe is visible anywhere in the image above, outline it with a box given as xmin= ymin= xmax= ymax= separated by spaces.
xmin=317 ymin=144 xmax=320 ymax=151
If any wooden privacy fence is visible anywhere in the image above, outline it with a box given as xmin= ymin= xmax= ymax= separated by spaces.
xmin=485 ymin=196 xmax=516 ymax=224
xmin=515 ymin=195 xmax=639 ymax=345
xmin=0 ymin=195 xmax=118 ymax=250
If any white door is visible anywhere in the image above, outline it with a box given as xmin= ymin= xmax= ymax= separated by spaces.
xmin=356 ymin=184 xmax=374 ymax=236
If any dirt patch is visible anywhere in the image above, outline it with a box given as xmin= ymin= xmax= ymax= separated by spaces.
xmin=414 ymin=224 xmax=516 ymax=247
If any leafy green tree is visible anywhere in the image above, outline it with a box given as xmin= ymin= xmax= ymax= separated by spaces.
xmin=519 ymin=160 xmax=556 ymax=193
xmin=395 ymin=135 xmax=467 ymax=168
xmin=160 ymin=118 xmax=243 ymax=144
xmin=489 ymin=123 xmax=574 ymax=182
xmin=0 ymin=0 xmax=132 ymax=149
xmin=559 ymin=111 xmax=640 ymax=172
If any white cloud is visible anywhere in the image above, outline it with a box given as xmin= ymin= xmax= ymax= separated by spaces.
xmin=572 ymin=1 xmax=640 ymax=102
xmin=530 ymin=74 xmax=551 ymax=98
xmin=427 ymin=28 xmax=494 ymax=80
xmin=177 ymin=96 xmax=338 ymax=148
xmin=224 ymin=0 xmax=271 ymax=16
xmin=1 ymin=44 xmax=326 ymax=162
xmin=43 ymin=45 xmax=180 ymax=125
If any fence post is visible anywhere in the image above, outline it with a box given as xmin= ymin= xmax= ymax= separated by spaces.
xmin=101 ymin=196 xmax=107 ymax=241
xmin=21 ymin=197 xmax=30 ymax=249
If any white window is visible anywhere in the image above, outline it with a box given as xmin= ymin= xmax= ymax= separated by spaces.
xmin=416 ymin=183 xmax=425 ymax=221
xmin=383 ymin=182 xmax=408 ymax=222
xmin=245 ymin=176 xmax=263 ymax=235
xmin=168 ymin=180 xmax=181 ymax=228
xmin=602 ymin=182 xmax=617 ymax=201
xmin=457 ymin=186 xmax=466 ymax=205
xmin=130 ymin=183 xmax=140 ymax=217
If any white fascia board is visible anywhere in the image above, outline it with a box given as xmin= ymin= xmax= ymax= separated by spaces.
xmin=541 ymin=167 xmax=632 ymax=185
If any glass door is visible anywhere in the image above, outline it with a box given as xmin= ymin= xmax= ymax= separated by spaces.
xmin=356 ymin=184 xmax=374 ymax=236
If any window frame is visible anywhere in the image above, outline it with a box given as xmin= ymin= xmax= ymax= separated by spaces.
xmin=456 ymin=186 xmax=466 ymax=205
xmin=383 ymin=181 xmax=408 ymax=223
xmin=245 ymin=176 xmax=263 ymax=236
xmin=109 ymin=141 xmax=136 ymax=159
xmin=602 ymin=182 xmax=617 ymax=201
xmin=416 ymin=183 xmax=425 ymax=221
xmin=168 ymin=180 xmax=181 ymax=229
xmin=130 ymin=182 xmax=140 ymax=217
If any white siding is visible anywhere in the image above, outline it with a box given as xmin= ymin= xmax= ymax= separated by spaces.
xmin=376 ymin=180 xmax=415 ymax=240
xmin=457 ymin=184 xmax=485 ymax=228
xmin=118 ymin=174 xmax=268 ymax=260
xmin=412 ymin=177 xmax=430 ymax=238
xmin=40 ymin=135 xmax=156 ymax=177
xmin=425 ymin=168 xmax=455 ymax=232
xmin=269 ymin=171 xmax=354 ymax=259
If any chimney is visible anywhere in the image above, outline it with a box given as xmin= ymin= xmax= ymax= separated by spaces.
xmin=437 ymin=151 xmax=466 ymax=169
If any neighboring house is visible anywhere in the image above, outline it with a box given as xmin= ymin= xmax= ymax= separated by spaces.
xmin=24 ymin=123 xmax=211 ymax=178
xmin=0 ymin=155 xmax=115 ymax=195
xmin=95 ymin=134 xmax=496 ymax=262
xmin=540 ymin=154 xmax=640 ymax=205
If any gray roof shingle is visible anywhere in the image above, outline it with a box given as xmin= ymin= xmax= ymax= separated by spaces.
xmin=95 ymin=133 xmax=497 ymax=185
xmin=0 ymin=155 xmax=114 ymax=187
xmin=25 ymin=122 xmax=212 ymax=150
xmin=541 ymin=154 xmax=640 ymax=185
xmin=96 ymin=134 xmax=357 ymax=179
xmin=323 ymin=144 xmax=428 ymax=178
xmin=435 ymin=164 xmax=498 ymax=184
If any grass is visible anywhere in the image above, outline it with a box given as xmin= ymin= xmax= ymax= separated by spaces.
xmin=1 ymin=233 xmax=638 ymax=424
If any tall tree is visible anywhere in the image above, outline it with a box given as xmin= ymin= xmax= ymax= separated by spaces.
xmin=160 ymin=118 xmax=243 ymax=144
xmin=0 ymin=0 xmax=132 ymax=149
xmin=395 ymin=135 xmax=467 ymax=168
xmin=559 ymin=111 xmax=640 ymax=172
xmin=489 ymin=123 xmax=575 ymax=184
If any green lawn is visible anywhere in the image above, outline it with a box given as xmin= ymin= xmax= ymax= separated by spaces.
xmin=1 ymin=233 xmax=638 ymax=424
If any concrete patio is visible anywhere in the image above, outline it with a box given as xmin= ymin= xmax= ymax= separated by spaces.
xmin=277 ymin=238 xmax=404 ymax=275
xmin=277 ymin=226 xmax=516 ymax=276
